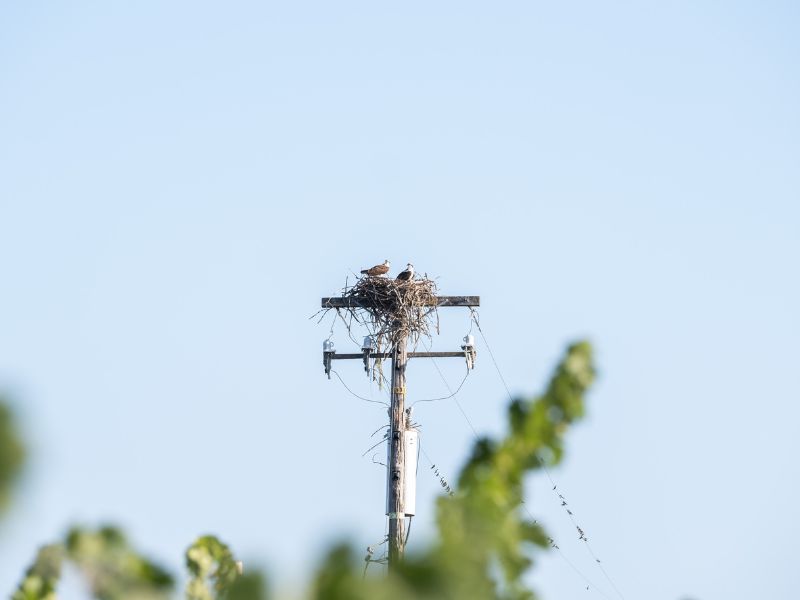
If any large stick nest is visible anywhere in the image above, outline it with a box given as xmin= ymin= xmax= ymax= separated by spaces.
xmin=330 ymin=275 xmax=439 ymax=350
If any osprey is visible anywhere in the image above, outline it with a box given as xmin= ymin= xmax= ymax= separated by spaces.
xmin=361 ymin=259 xmax=390 ymax=277
xmin=396 ymin=263 xmax=415 ymax=282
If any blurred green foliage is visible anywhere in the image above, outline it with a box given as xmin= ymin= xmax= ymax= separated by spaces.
xmin=66 ymin=526 xmax=174 ymax=600
xmin=11 ymin=545 xmax=61 ymax=600
xmin=12 ymin=526 xmax=173 ymax=600
xmin=186 ymin=536 xmax=242 ymax=600
xmin=0 ymin=396 xmax=26 ymax=513
xmin=11 ymin=341 xmax=595 ymax=600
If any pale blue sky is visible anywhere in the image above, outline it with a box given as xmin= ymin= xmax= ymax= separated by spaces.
xmin=1 ymin=2 xmax=798 ymax=599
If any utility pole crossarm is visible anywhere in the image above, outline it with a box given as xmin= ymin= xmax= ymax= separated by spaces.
xmin=321 ymin=296 xmax=479 ymax=308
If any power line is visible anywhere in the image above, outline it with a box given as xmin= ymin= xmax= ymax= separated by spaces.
xmin=410 ymin=367 xmax=471 ymax=407
xmin=420 ymin=338 xmax=480 ymax=437
xmin=331 ymin=370 xmax=390 ymax=407
xmin=424 ymin=341 xmax=614 ymax=599
xmin=539 ymin=471 xmax=626 ymax=600
xmin=361 ymin=437 xmax=387 ymax=458
xmin=419 ymin=445 xmax=455 ymax=497
xmin=447 ymin=439 xmax=614 ymax=594
xmin=468 ymin=309 xmax=627 ymax=600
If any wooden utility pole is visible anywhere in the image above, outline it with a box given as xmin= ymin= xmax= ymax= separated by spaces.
xmin=320 ymin=293 xmax=479 ymax=570
xmin=387 ymin=333 xmax=407 ymax=564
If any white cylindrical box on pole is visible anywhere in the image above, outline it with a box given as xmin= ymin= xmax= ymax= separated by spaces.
xmin=385 ymin=429 xmax=419 ymax=517
xmin=404 ymin=430 xmax=418 ymax=516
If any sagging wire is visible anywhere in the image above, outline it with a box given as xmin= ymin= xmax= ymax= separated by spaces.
xmin=410 ymin=367 xmax=471 ymax=406
xmin=370 ymin=424 xmax=389 ymax=438
xmin=468 ymin=308 xmax=627 ymax=600
xmin=361 ymin=437 xmax=387 ymax=458
xmin=319 ymin=300 xmax=362 ymax=349
xmin=325 ymin=311 xmax=336 ymax=341
xmin=364 ymin=419 xmax=390 ymax=468
xmin=331 ymin=370 xmax=390 ymax=408
xmin=419 ymin=338 xmax=480 ymax=437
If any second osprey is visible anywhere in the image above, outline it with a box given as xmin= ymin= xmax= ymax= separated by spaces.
xmin=396 ymin=263 xmax=414 ymax=282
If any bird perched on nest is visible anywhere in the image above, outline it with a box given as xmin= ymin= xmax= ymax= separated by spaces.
xmin=360 ymin=259 xmax=390 ymax=277
xmin=396 ymin=263 xmax=415 ymax=282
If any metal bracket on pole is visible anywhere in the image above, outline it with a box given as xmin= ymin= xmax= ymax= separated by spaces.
xmin=361 ymin=336 xmax=375 ymax=375
xmin=462 ymin=334 xmax=477 ymax=370
xmin=323 ymin=340 xmax=335 ymax=379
